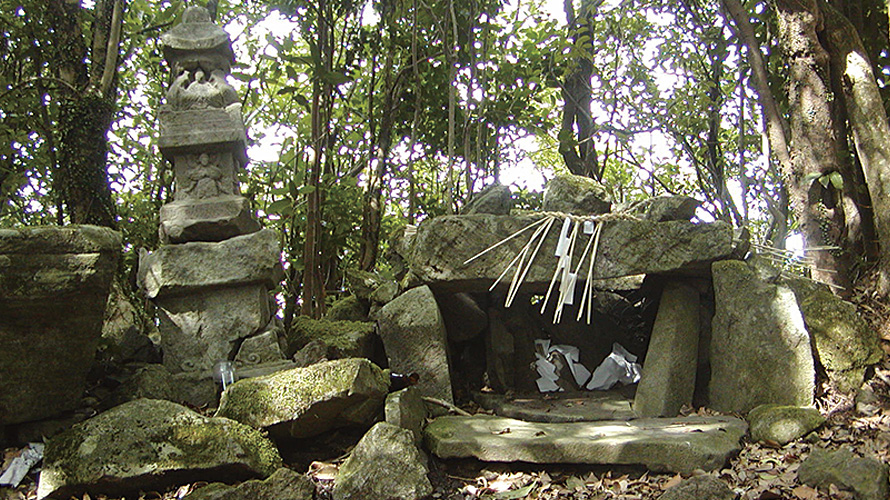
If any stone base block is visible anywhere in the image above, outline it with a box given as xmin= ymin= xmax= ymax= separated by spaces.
xmin=159 ymin=195 xmax=261 ymax=244
xmin=157 ymin=285 xmax=272 ymax=374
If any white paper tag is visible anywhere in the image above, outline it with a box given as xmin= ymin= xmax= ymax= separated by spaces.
xmin=583 ymin=220 xmax=596 ymax=234
xmin=555 ymin=218 xmax=572 ymax=257
xmin=561 ymin=272 xmax=577 ymax=305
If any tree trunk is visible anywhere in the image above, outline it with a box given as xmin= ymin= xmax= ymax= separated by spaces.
xmin=822 ymin=1 xmax=890 ymax=294
xmin=46 ymin=0 xmax=122 ymax=228
xmin=772 ymin=0 xmax=853 ymax=296
xmin=559 ymin=0 xmax=599 ymax=179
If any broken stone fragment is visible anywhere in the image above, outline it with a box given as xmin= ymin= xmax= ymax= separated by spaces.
xmin=0 ymin=225 xmax=120 ymax=425
xmin=284 ymin=316 xmax=377 ymax=360
xmin=747 ymin=404 xmax=825 ymax=445
xmin=159 ymin=195 xmax=261 ymax=244
xmin=782 ymin=277 xmax=883 ymax=392
xmin=798 ymin=447 xmax=889 ymax=500
xmin=657 ymin=475 xmax=735 ymax=500
xmin=182 ymin=468 xmax=314 ymax=500
xmin=626 ymin=195 xmax=700 ymax=222
xmin=36 ymin=399 xmax=282 ymax=500
xmin=215 ymin=358 xmax=389 ymax=439
xmin=332 ymin=422 xmax=432 ymax=500
xmin=709 ymin=260 xmax=815 ymax=413
xmin=377 ymin=286 xmax=454 ymax=407
xmin=542 ymin=173 xmax=612 ymax=215
xmin=138 ymin=228 xmax=282 ymax=300
xmin=385 ymin=387 xmax=427 ymax=446
xmin=234 ymin=329 xmax=286 ymax=370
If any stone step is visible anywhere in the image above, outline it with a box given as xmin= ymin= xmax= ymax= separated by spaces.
xmin=423 ymin=415 xmax=747 ymax=474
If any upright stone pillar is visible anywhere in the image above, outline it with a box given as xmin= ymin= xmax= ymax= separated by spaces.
xmin=138 ymin=7 xmax=284 ymax=405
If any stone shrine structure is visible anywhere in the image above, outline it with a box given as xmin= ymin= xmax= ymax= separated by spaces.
xmin=138 ymin=7 xmax=285 ymax=405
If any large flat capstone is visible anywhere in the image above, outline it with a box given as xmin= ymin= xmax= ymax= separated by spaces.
xmin=407 ymin=215 xmax=736 ymax=292
xmin=423 ymin=415 xmax=747 ymax=474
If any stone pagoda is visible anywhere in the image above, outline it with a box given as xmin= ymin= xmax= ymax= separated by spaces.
xmin=138 ymin=6 xmax=286 ymax=405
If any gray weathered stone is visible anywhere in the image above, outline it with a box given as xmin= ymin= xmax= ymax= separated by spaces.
xmin=424 ymin=415 xmax=747 ymax=474
xmin=709 ymin=260 xmax=815 ymax=413
xmin=183 ymin=468 xmax=313 ymax=500
xmin=748 ymin=404 xmax=825 ymax=445
xmin=138 ymin=228 xmax=282 ymax=299
xmin=159 ymin=195 xmax=261 ymax=244
xmin=462 ymin=183 xmax=513 ymax=215
xmin=0 ymin=225 xmax=120 ymax=425
xmin=783 ymin=278 xmax=883 ymax=392
xmin=215 ymin=358 xmax=389 ymax=439
xmin=474 ymin=391 xmax=636 ymax=423
xmin=235 ymin=329 xmax=286 ymax=370
xmin=385 ymin=387 xmax=427 ymax=446
xmin=377 ymin=286 xmax=454 ymax=405
xmin=634 ymin=281 xmax=700 ymax=417
xmin=628 ymin=195 xmax=700 ymax=222
xmin=407 ymin=215 xmax=736 ymax=293
xmin=333 ymin=422 xmax=432 ymax=500
xmin=36 ymin=399 xmax=282 ymax=500
xmin=157 ymin=284 xmax=271 ymax=374
xmin=436 ymin=291 xmax=488 ymax=342
xmin=657 ymin=475 xmax=735 ymax=500
xmin=798 ymin=447 xmax=889 ymax=500
xmin=542 ymin=174 xmax=611 ymax=215
xmin=100 ymin=280 xmax=156 ymax=364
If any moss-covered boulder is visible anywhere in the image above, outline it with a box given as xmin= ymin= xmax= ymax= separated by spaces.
xmin=215 ymin=358 xmax=390 ymax=438
xmin=285 ymin=316 xmax=377 ymax=360
xmin=783 ymin=278 xmax=883 ymax=392
xmin=325 ymin=295 xmax=370 ymax=322
xmin=36 ymin=399 xmax=282 ymax=500
xmin=332 ymin=422 xmax=432 ymax=500
xmin=747 ymin=404 xmax=825 ymax=445
xmin=183 ymin=468 xmax=313 ymax=500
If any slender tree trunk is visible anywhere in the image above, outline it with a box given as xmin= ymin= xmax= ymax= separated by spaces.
xmin=822 ymin=1 xmax=890 ymax=294
xmin=302 ymin=1 xmax=331 ymax=318
xmin=559 ymin=0 xmax=599 ymax=179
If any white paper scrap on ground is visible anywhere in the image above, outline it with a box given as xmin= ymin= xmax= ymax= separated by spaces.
xmin=0 ymin=442 xmax=44 ymax=487
xmin=586 ymin=342 xmax=642 ymax=391
xmin=534 ymin=339 xmax=593 ymax=391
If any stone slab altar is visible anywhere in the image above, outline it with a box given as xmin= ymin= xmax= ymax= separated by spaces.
xmin=407 ymin=214 xmax=737 ymax=293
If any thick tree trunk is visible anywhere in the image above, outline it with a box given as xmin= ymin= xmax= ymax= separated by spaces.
xmin=46 ymin=0 xmax=121 ymax=228
xmin=822 ymin=2 xmax=890 ymax=294
xmin=773 ymin=0 xmax=853 ymax=296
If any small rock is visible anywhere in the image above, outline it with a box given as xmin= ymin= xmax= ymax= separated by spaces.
xmin=284 ymin=316 xmax=377 ymax=361
xmin=385 ymin=387 xmax=427 ymax=446
xmin=628 ymin=195 xmax=700 ymax=222
xmin=798 ymin=447 xmax=889 ymax=500
xmin=183 ymin=468 xmax=313 ymax=500
xmin=461 ymin=183 xmax=513 ymax=215
xmin=333 ymin=422 xmax=432 ymax=500
xmin=36 ymin=399 xmax=282 ymax=500
xmin=657 ymin=475 xmax=735 ymax=500
xmin=542 ymin=174 xmax=611 ymax=215
xmin=215 ymin=358 xmax=390 ymax=439
xmin=747 ymin=404 xmax=825 ymax=445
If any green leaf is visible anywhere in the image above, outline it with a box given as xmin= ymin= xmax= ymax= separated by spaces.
xmin=487 ymin=484 xmax=535 ymax=499
xmin=801 ymin=172 xmax=822 ymax=187
xmin=829 ymin=171 xmax=843 ymax=190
